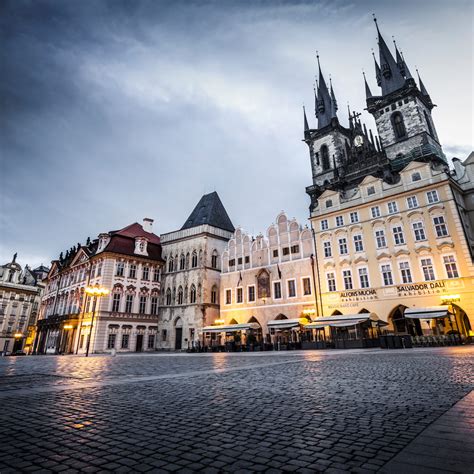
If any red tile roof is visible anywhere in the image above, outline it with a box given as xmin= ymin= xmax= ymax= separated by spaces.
xmin=110 ymin=222 xmax=161 ymax=245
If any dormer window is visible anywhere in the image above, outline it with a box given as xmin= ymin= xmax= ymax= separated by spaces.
xmin=97 ymin=233 xmax=110 ymax=253
xmin=367 ymin=186 xmax=376 ymax=196
xmin=134 ymin=238 xmax=148 ymax=256
xmin=411 ymin=172 xmax=421 ymax=182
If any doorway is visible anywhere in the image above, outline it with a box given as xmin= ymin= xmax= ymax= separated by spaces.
xmin=175 ymin=328 xmax=183 ymax=350
xmin=136 ymin=334 xmax=143 ymax=352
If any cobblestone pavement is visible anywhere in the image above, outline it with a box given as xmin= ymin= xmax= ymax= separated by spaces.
xmin=0 ymin=347 xmax=473 ymax=473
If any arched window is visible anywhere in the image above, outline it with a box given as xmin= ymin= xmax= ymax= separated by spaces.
xmin=172 ymin=287 xmax=176 ymax=304
xmin=391 ymin=112 xmax=406 ymax=139
xmin=423 ymin=110 xmax=434 ymax=136
xmin=179 ymin=254 xmax=185 ymax=270
xmin=211 ymin=285 xmax=218 ymax=304
xmin=168 ymin=257 xmax=174 ymax=273
xmin=185 ymin=253 xmax=190 ymax=268
xmin=321 ymin=144 xmax=330 ymax=171
xmin=211 ymin=250 xmax=218 ymax=269
xmin=177 ymin=286 xmax=184 ymax=305
xmin=191 ymin=251 xmax=198 ymax=268
xmin=190 ymin=284 xmax=196 ymax=303
xmin=165 ymin=289 xmax=171 ymax=306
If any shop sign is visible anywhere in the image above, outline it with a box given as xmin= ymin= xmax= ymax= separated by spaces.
xmin=397 ymin=280 xmax=448 ymax=297
xmin=340 ymin=289 xmax=378 ymax=302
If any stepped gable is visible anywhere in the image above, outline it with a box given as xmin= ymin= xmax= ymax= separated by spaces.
xmin=181 ymin=192 xmax=235 ymax=233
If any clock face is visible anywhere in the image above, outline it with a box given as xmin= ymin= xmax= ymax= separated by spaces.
xmin=354 ymin=135 xmax=364 ymax=147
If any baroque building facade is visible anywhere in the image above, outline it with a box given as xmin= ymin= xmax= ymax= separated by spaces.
xmin=35 ymin=219 xmax=164 ymax=354
xmin=304 ymin=19 xmax=473 ymax=338
xmin=0 ymin=254 xmax=48 ymax=354
xmin=158 ymin=192 xmax=234 ymax=350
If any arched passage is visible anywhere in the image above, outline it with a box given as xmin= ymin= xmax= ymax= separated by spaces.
xmin=388 ymin=305 xmax=423 ymax=336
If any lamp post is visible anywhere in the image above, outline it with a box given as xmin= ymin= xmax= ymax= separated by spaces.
xmin=84 ymin=286 xmax=110 ymax=357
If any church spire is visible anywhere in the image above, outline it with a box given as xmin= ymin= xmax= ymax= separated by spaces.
xmin=416 ymin=68 xmax=433 ymax=107
xmin=303 ymin=105 xmax=309 ymax=132
xmin=313 ymin=81 xmax=318 ymax=118
xmin=315 ymin=53 xmax=333 ymax=129
xmin=363 ymin=71 xmax=373 ymax=99
xmin=372 ymin=50 xmax=381 ymax=87
xmin=373 ymin=15 xmax=406 ymax=95
xmin=329 ymin=76 xmax=338 ymax=118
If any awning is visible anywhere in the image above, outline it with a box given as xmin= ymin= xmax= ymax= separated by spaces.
xmin=201 ymin=323 xmax=260 ymax=333
xmin=404 ymin=307 xmax=450 ymax=319
xmin=267 ymin=319 xmax=308 ymax=330
xmin=305 ymin=313 xmax=381 ymax=329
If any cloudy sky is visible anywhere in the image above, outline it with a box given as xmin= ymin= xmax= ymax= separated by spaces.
xmin=1 ymin=0 xmax=472 ymax=268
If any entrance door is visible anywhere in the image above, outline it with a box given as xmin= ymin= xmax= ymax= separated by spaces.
xmin=136 ymin=334 xmax=143 ymax=352
xmin=175 ymin=328 xmax=183 ymax=350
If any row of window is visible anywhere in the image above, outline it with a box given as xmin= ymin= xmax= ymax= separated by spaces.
xmin=111 ymin=294 xmax=159 ymax=315
xmin=322 ymin=189 xmax=440 ymax=220
xmin=322 ymin=216 xmax=449 ymax=258
xmin=115 ymin=262 xmax=160 ymax=281
xmin=326 ymin=255 xmax=460 ymax=292
xmin=224 ymin=277 xmax=312 ymax=305
xmin=107 ymin=333 xmax=155 ymax=350
xmin=163 ymin=284 xmax=212 ymax=306
xmin=167 ymin=250 xmax=219 ymax=273
xmin=228 ymin=245 xmax=300 ymax=268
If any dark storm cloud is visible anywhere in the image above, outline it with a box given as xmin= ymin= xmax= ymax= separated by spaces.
xmin=1 ymin=0 xmax=472 ymax=267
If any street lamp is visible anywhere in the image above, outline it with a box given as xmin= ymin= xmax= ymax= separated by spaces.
xmin=84 ymin=286 xmax=110 ymax=357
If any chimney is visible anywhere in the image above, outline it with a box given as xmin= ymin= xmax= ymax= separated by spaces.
xmin=143 ymin=218 xmax=154 ymax=233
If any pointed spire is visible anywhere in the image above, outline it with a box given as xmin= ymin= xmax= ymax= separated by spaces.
xmin=363 ymin=71 xmax=373 ymax=99
xmin=347 ymin=103 xmax=354 ymax=129
xmin=329 ymin=76 xmax=338 ymax=118
xmin=393 ymin=37 xmax=406 ymax=76
xmin=313 ymin=81 xmax=318 ymax=118
xmin=303 ymin=105 xmax=309 ymax=132
xmin=372 ymin=50 xmax=381 ymax=86
xmin=400 ymin=51 xmax=413 ymax=79
xmin=416 ymin=68 xmax=429 ymax=96
xmin=373 ymin=14 xmax=406 ymax=95
xmin=315 ymin=52 xmax=333 ymax=128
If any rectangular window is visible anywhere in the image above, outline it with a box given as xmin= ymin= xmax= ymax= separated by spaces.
xmin=142 ymin=267 xmax=149 ymax=281
xmin=290 ymin=245 xmax=300 ymax=254
xmin=282 ymin=247 xmax=290 ymax=256
xmin=229 ymin=259 xmax=235 ymax=267
xmin=148 ymin=334 xmax=155 ymax=349
xmin=387 ymin=201 xmax=398 ymax=214
xmin=443 ymin=255 xmax=459 ymax=279
xmin=237 ymin=257 xmax=243 ymax=265
xmin=121 ymin=334 xmax=129 ymax=349
xmin=367 ymin=186 xmax=375 ymax=196
xmin=107 ymin=334 xmax=116 ymax=349
xmin=421 ymin=258 xmax=436 ymax=281
xmin=125 ymin=295 xmax=133 ymax=313
xmin=139 ymin=296 xmax=147 ymax=314
xmin=426 ymin=190 xmax=439 ymax=204
xmin=116 ymin=262 xmax=124 ymax=277
xmin=323 ymin=241 xmax=332 ymax=258
xmin=407 ymin=196 xmax=419 ymax=209
xmin=381 ymin=264 xmax=394 ymax=286
xmin=150 ymin=296 xmax=158 ymax=315
xmin=248 ymin=285 xmax=255 ymax=302
xmin=302 ymin=277 xmax=311 ymax=296
xmin=272 ymin=249 xmax=279 ymax=258
xmin=326 ymin=273 xmax=336 ymax=292
xmin=162 ymin=329 xmax=167 ymax=341
xmin=273 ymin=281 xmax=282 ymax=299
xmin=399 ymin=261 xmax=413 ymax=283
xmin=335 ymin=216 xmax=344 ymax=227
xmin=371 ymin=206 xmax=381 ymax=218
xmin=97 ymin=264 xmax=102 ymax=277
xmin=320 ymin=219 xmax=329 ymax=230
xmin=358 ymin=268 xmax=370 ymax=288
xmin=392 ymin=226 xmax=405 ymax=245
xmin=338 ymin=238 xmax=348 ymax=255
xmin=412 ymin=222 xmax=426 ymax=241
xmin=353 ymin=235 xmax=364 ymax=252
xmin=236 ymin=287 xmax=243 ymax=303
xmin=225 ymin=289 xmax=232 ymax=305
xmin=342 ymin=270 xmax=353 ymax=290
xmin=153 ymin=268 xmax=160 ymax=282
xmin=244 ymin=256 xmax=250 ymax=264
xmin=433 ymin=216 xmax=448 ymax=237
xmin=112 ymin=293 xmax=121 ymax=312
xmin=350 ymin=212 xmax=359 ymax=223
xmin=375 ymin=230 xmax=387 ymax=249
xmin=287 ymin=280 xmax=296 ymax=298
xmin=129 ymin=264 xmax=137 ymax=279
